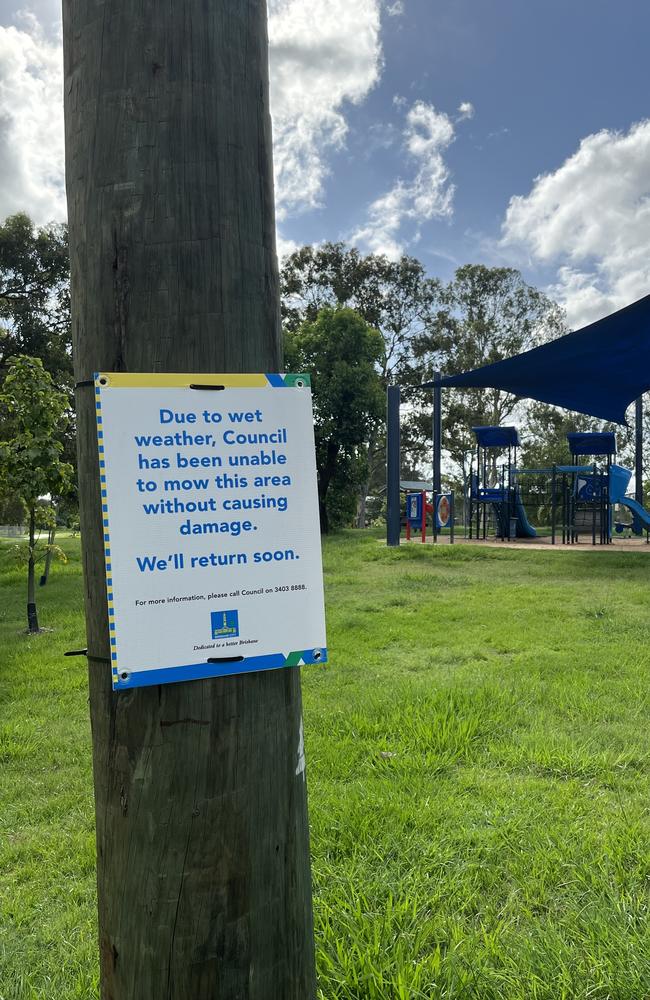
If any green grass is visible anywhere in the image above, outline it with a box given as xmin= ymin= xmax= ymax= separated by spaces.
xmin=1 ymin=532 xmax=650 ymax=998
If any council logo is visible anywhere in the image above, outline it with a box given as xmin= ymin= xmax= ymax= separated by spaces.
xmin=211 ymin=610 xmax=239 ymax=640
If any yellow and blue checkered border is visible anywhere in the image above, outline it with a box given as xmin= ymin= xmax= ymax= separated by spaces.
xmin=94 ymin=376 xmax=119 ymax=687
xmin=95 ymin=372 xmax=311 ymax=389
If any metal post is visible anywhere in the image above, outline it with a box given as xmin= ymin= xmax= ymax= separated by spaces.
xmin=636 ymin=395 xmax=644 ymax=506
xmin=387 ymin=386 xmax=401 ymax=547
xmin=450 ymin=491 xmax=455 ymax=545
xmin=433 ymin=491 xmax=438 ymax=545
xmin=432 ymin=371 xmax=442 ymax=496
xmin=551 ymin=465 xmax=557 ymax=545
xmin=463 ymin=454 xmax=474 ymax=539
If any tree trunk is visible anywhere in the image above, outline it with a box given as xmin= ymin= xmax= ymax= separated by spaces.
xmin=39 ymin=521 xmax=56 ymax=586
xmin=63 ymin=2 xmax=316 ymax=997
xmin=27 ymin=506 xmax=39 ymax=632
xmin=356 ymin=491 xmax=368 ymax=529
xmin=355 ymin=433 xmax=377 ymax=529
xmin=317 ymin=439 xmax=338 ymax=534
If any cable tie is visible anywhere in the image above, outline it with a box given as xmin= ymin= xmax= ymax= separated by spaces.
xmin=64 ymin=649 xmax=112 ymax=664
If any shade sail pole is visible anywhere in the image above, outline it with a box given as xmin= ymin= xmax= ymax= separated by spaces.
xmin=387 ymin=386 xmax=401 ymax=546
xmin=636 ymin=396 xmax=644 ymax=505
xmin=432 ymin=371 xmax=442 ymax=496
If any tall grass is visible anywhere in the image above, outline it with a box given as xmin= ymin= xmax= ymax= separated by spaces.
xmin=1 ymin=532 xmax=649 ymax=998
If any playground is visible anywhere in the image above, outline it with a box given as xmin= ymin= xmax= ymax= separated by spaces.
xmin=396 ymin=427 xmax=650 ymax=550
xmin=388 ymin=297 xmax=650 ymax=553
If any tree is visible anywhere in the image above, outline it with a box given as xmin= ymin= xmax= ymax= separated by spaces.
xmin=414 ymin=264 xmax=567 ymax=484
xmin=281 ymin=243 xmax=441 ymax=521
xmin=63 ymin=1 xmax=315 ymax=995
xmin=0 ymin=356 xmax=72 ymax=631
xmin=286 ymin=307 xmax=384 ymax=532
xmin=520 ymin=402 xmax=593 ymax=469
xmin=0 ymin=213 xmax=71 ymax=386
xmin=281 ymin=242 xmax=439 ymax=381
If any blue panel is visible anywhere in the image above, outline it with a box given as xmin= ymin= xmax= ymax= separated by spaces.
xmin=406 ymin=492 xmax=423 ymax=525
xmin=609 ymin=464 xmax=633 ymax=503
xmin=113 ymin=647 xmax=329 ymax=690
xmin=426 ymin=294 xmax=650 ymax=425
xmin=472 ymin=425 xmax=519 ymax=448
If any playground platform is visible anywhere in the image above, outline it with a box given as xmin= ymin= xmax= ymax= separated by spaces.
xmin=403 ymin=534 xmax=650 ymax=552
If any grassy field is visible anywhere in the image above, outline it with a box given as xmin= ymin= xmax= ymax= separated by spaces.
xmin=1 ymin=531 xmax=650 ymax=999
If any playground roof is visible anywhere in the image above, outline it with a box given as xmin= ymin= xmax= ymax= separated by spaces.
xmin=567 ymin=431 xmax=617 ymax=456
xmin=400 ymin=480 xmax=433 ymax=491
xmin=424 ymin=293 xmax=650 ymax=424
xmin=472 ymin=425 xmax=520 ymax=448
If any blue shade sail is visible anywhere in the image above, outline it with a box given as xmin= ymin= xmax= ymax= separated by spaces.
xmin=424 ymin=294 xmax=650 ymax=424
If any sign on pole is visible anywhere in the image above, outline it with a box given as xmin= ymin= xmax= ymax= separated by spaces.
xmin=95 ymin=372 xmax=327 ymax=689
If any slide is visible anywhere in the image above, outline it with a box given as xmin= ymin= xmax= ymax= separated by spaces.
xmin=609 ymin=464 xmax=650 ymax=534
xmin=491 ymin=494 xmax=537 ymax=538
xmin=513 ymin=493 xmax=538 ymax=538
xmin=617 ymin=496 xmax=650 ymax=532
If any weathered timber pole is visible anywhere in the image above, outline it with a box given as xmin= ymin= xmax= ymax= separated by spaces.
xmin=62 ymin=2 xmax=316 ymax=997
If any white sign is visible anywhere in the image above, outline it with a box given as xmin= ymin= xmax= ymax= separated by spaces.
xmin=95 ymin=373 xmax=327 ymax=689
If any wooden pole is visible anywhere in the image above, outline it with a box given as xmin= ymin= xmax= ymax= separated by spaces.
xmin=63 ymin=2 xmax=316 ymax=996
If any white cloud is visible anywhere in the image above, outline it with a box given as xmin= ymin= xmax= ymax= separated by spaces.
xmin=457 ymin=101 xmax=474 ymax=121
xmin=502 ymin=120 xmax=650 ymax=327
xmin=268 ymin=0 xmax=383 ymax=221
xmin=0 ymin=13 xmax=65 ymax=223
xmin=385 ymin=1 xmax=405 ymax=15
xmin=351 ymin=101 xmax=456 ymax=258
xmin=275 ymin=232 xmax=300 ymax=262
xmin=0 ymin=3 xmax=384 ymax=232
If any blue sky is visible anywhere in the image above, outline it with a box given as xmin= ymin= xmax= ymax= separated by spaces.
xmin=1 ymin=0 xmax=650 ymax=327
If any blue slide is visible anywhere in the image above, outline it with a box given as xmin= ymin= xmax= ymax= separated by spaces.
xmin=513 ymin=493 xmax=537 ymax=537
xmin=617 ymin=496 xmax=650 ymax=531
xmin=491 ymin=494 xmax=537 ymax=538
xmin=609 ymin=464 xmax=650 ymax=534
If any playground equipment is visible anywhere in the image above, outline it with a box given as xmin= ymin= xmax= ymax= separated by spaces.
xmin=465 ymin=428 xmax=650 ymax=545
xmin=506 ymin=431 xmax=615 ymax=545
xmin=386 ymin=385 xmax=457 ymax=547
xmin=468 ymin=426 xmax=537 ymax=540
xmin=403 ymin=482 xmax=455 ymax=544
xmin=386 ymin=338 xmax=648 ymax=547
xmin=610 ymin=465 xmax=650 ymax=539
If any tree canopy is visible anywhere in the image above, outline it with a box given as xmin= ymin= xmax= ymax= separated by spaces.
xmin=412 ymin=264 xmax=568 ymax=480
xmin=0 ymin=213 xmax=71 ymax=386
xmin=285 ymin=307 xmax=384 ymax=532
xmin=0 ymin=355 xmax=73 ymax=630
xmin=282 ymin=243 xmax=442 ymax=520
xmin=281 ymin=242 xmax=441 ymax=386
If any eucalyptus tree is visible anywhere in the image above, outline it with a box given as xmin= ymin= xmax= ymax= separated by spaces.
xmin=282 ymin=243 xmax=442 ymax=521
